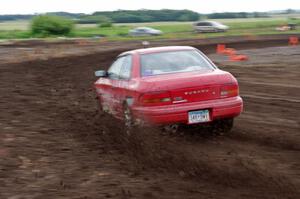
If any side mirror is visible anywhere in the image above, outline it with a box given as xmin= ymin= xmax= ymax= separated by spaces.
xmin=95 ymin=70 xmax=107 ymax=77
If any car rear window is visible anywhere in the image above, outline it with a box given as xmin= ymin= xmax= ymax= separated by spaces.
xmin=140 ymin=50 xmax=214 ymax=77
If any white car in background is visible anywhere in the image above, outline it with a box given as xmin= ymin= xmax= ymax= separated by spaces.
xmin=193 ymin=21 xmax=229 ymax=33
xmin=129 ymin=27 xmax=163 ymax=36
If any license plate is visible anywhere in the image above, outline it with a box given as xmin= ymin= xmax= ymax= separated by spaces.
xmin=188 ymin=110 xmax=210 ymax=124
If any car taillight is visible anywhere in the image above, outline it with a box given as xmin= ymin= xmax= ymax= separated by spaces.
xmin=139 ymin=91 xmax=172 ymax=106
xmin=220 ymin=84 xmax=239 ymax=98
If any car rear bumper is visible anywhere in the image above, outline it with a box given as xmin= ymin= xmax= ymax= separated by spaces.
xmin=132 ymin=96 xmax=243 ymax=125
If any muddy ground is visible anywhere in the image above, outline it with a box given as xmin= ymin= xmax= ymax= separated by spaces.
xmin=0 ymin=38 xmax=299 ymax=198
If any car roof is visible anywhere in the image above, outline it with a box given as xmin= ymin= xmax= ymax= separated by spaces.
xmin=119 ymin=46 xmax=196 ymax=56
xmin=195 ymin=21 xmax=220 ymax=24
xmin=134 ymin=27 xmax=152 ymax=30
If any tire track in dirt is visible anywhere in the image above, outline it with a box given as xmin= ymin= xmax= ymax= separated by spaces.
xmin=0 ymin=43 xmax=299 ymax=198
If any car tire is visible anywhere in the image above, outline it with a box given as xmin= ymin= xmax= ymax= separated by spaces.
xmin=210 ymin=118 xmax=234 ymax=134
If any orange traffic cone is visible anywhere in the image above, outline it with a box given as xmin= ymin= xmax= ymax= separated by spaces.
xmin=229 ymin=54 xmax=248 ymax=61
xmin=223 ymin=48 xmax=236 ymax=56
xmin=216 ymin=44 xmax=226 ymax=54
xmin=289 ymin=37 xmax=299 ymax=46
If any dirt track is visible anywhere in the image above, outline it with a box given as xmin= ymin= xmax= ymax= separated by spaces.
xmin=0 ymin=34 xmax=297 ymax=65
xmin=0 ymin=38 xmax=299 ymax=198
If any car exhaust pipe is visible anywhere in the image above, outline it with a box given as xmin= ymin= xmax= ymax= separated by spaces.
xmin=163 ymin=124 xmax=179 ymax=134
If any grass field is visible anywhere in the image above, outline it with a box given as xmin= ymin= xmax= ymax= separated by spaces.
xmin=0 ymin=17 xmax=300 ymax=40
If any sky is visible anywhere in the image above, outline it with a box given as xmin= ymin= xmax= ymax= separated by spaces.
xmin=1 ymin=0 xmax=300 ymax=14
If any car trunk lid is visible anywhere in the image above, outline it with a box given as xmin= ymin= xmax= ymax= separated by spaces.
xmin=140 ymin=69 xmax=234 ymax=104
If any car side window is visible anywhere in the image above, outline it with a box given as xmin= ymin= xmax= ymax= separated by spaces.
xmin=108 ymin=56 xmax=125 ymax=79
xmin=119 ymin=55 xmax=132 ymax=80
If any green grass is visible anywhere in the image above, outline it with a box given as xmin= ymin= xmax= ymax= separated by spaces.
xmin=72 ymin=18 xmax=300 ymax=40
xmin=0 ymin=30 xmax=32 ymax=39
xmin=72 ymin=25 xmax=131 ymax=37
xmin=226 ymin=19 xmax=300 ymax=29
xmin=0 ymin=18 xmax=300 ymax=40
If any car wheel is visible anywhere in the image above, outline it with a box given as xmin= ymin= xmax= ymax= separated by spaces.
xmin=210 ymin=118 xmax=234 ymax=134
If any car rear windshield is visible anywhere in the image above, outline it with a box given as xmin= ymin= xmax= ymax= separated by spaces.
xmin=140 ymin=50 xmax=214 ymax=77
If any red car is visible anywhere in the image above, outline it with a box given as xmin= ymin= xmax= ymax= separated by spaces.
xmin=94 ymin=46 xmax=243 ymax=133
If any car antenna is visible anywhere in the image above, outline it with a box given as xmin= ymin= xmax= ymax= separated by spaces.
xmin=142 ymin=41 xmax=150 ymax=48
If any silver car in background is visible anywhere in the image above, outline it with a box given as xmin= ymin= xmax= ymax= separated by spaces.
xmin=129 ymin=27 xmax=163 ymax=36
xmin=193 ymin=21 xmax=229 ymax=33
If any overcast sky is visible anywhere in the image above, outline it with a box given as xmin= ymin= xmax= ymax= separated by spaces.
xmin=1 ymin=0 xmax=300 ymax=14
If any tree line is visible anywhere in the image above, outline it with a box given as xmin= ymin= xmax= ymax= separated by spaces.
xmin=1 ymin=9 xmax=299 ymax=23
xmin=204 ymin=12 xmax=270 ymax=19
xmin=78 ymin=9 xmax=199 ymax=23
